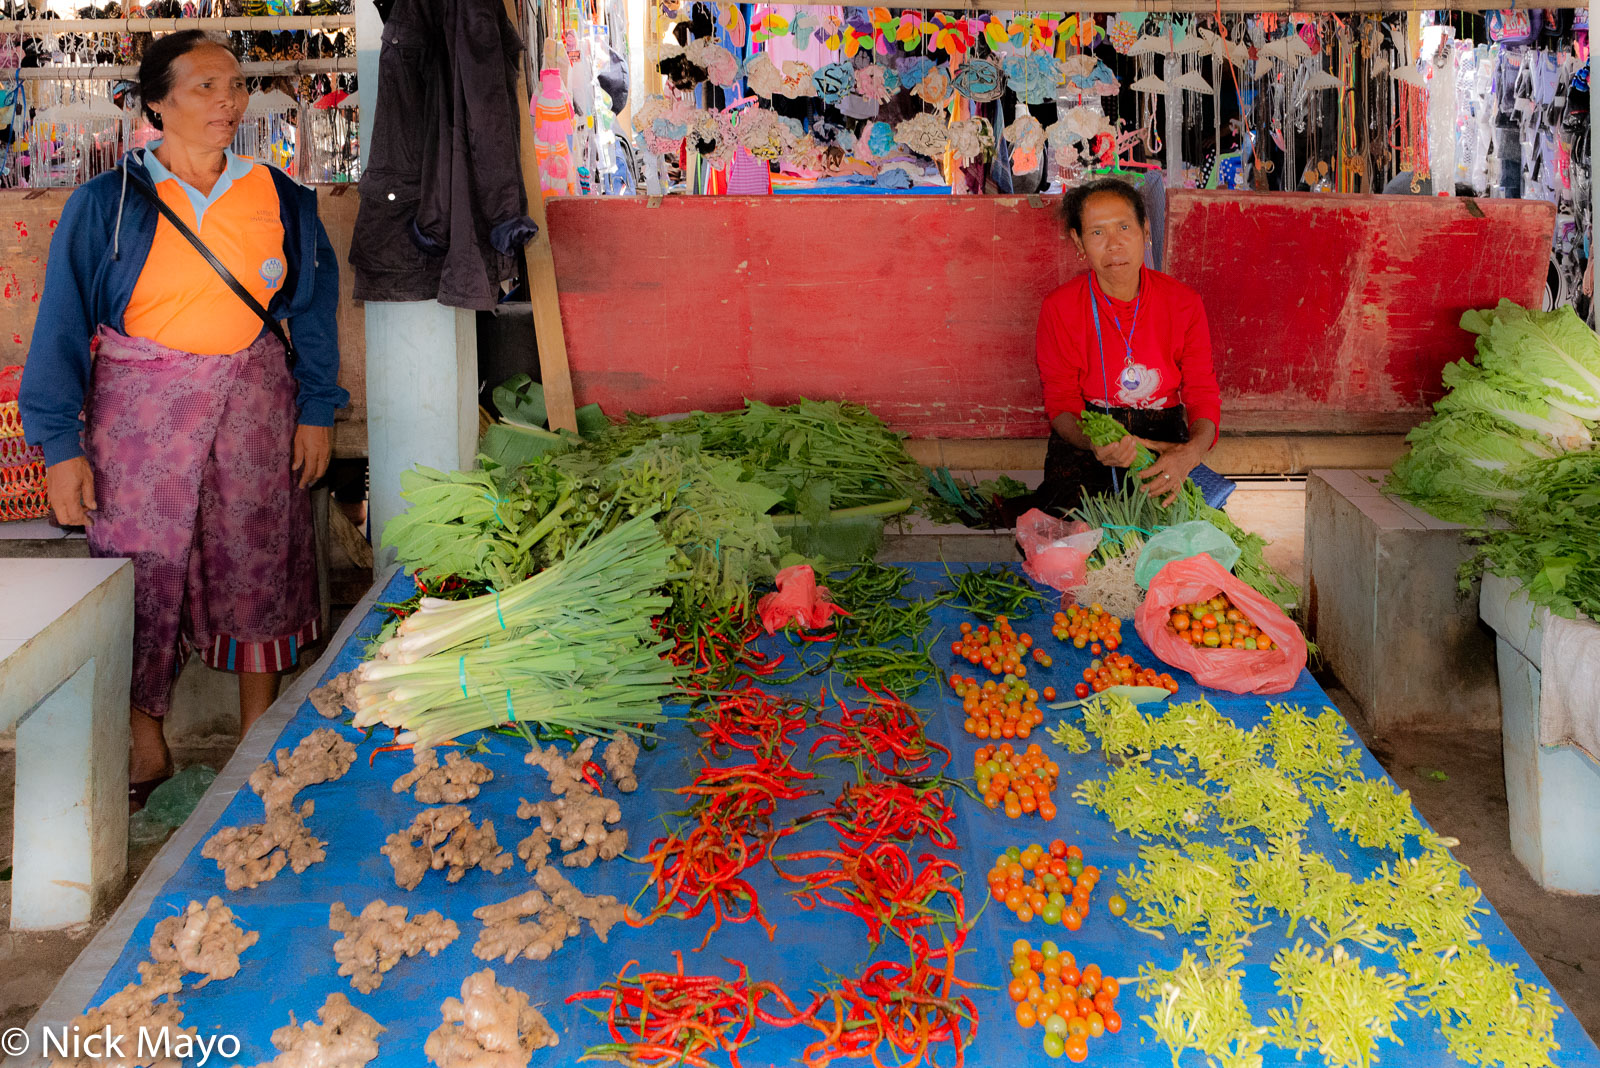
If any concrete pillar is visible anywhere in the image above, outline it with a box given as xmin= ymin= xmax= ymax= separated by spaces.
xmin=365 ymin=302 xmax=480 ymax=568
xmin=355 ymin=0 xmax=483 ymax=566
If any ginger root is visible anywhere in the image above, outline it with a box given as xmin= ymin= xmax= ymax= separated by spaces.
xmin=204 ymin=728 xmax=355 ymax=890
xmin=524 ymin=737 xmax=598 ymax=796
xmin=472 ymin=865 xmax=634 ymax=964
xmin=383 ymin=806 xmax=512 ymax=890
xmin=201 ymin=800 xmax=326 ymax=891
xmin=255 ymin=992 xmax=383 ymax=1068
xmin=309 ymin=671 xmax=361 ymax=720
xmin=602 ymin=731 xmax=640 ymax=793
xmin=148 ymin=896 xmax=259 ymax=988
xmin=517 ymin=794 xmax=626 ymax=869
xmin=52 ymin=961 xmax=194 ymax=1068
xmin=394 ymin=748 xmax=494 ymax=804
xmin=249 ymin=729 xmax=358 ymax=811
xmin=424 ymin=969 xmax=558 ymax=1068
xmin=330 ymin=900 xmax=460 ymax=994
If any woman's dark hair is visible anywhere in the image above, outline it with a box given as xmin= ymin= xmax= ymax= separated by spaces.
xmin=137 ymin=30 xmax=232 ymax=129
xmin=1060 ymin=178 xmax=1147 ymax=236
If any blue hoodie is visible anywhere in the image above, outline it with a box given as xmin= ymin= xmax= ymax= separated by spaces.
xmin=18 ymin=150 xmax=350 ymax=467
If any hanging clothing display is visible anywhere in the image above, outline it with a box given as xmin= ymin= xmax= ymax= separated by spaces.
xmin=350 ymin=0 xmax=540 ymax=310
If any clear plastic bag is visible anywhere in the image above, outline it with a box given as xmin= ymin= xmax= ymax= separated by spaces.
xmin=1134 ymin=520 xmax=1241 ymax=589
xmin=1015 ymin=509 xmax=1103 ymax=593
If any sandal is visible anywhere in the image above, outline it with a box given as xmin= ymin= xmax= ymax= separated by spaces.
xmin=129 ymin=774 xmax=172 ymax=813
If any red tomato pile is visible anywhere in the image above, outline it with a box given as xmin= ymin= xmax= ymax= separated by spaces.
xmin=1167 ymin=593 xmax=1275 ymax=651
xmin=1079 ymin=652 xmax=1179 ymax=697
xmin=986 ymin=840 xmax=1099 ymax=928
xmin=975 ymin=743 xmax=1059 ymax=820
xmin=952 ymin=673 xmax=1044 ymax=739
xmin=1008 ymin=939 xmax=1123 ymax=1062
xmin=951 ymin=617 xmax=1054 ymax=677
xmin=1051 ymin=605 xmax=1122 ymax=651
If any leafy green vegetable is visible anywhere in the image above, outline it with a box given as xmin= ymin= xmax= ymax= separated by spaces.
xmin=1074 ymin=760 xmax=1214 ymax=841
xmin=1158 ymin=698 xmax=1264 ymax=779
xmin=1463 ymin=300 xmax=1600 ymax=423
xmin=1304 ymin=774 xmax=1424 ymax=853
xmin=1136 ymin=950 xmax=1271 ymax=1068
xmin=1238 ymin=834 xmax=1379 ymax=948
xmin=1357 ymin=847 xmax=1487 ymax=952
xmin=1388 ymin=302 xmax=1600 ymax=526
xmin=1395 ymin=943 xmax=1562 ymax=1068
xmin=1117 ymin=842 xmax=1265 ymax=961
xmin=1211 ymin=763 xmax=1311 ymax=838
xmin=1263 ymin=703 xmax=1361 ymax=782
xmin=1047 ymin=719 xmax=1091 ymax=753
xmin=1468 ymin=451 xmax=1600 ymax=621
xmin=1081 ymin=692 xmax=1164 ymax=757
xmin=1267 ymin=942 xmax=1410 ymax=1068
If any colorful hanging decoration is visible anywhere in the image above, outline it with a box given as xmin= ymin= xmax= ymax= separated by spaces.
xmin=858 ymin=120 xmax=898 ymax=160
xmin=930 ymin=12 xmax=976 ymax=57
xmin=534 ymin=68 xmax=579 ymax=196
xmin=951 ymin=57 xmax=1006 ymax=102
xmin=813 ymin=62 xmax=856 ymax=104
xmin=1109 ymin=12 xmax=1146 ymax=53
xmin=896 ymin=111 xmax=951 ymax=157
xmin=735 ymin=107 xmax=794 ymax=160
xmin=687 ymin=38 xmax=740 ymax=86
xmin=855 ymin=64 xmax=892 ymax=104
xmin=915 ymin=64 xmax=953 ymax=105
xmin=690 ymin=109 xmax=737 ymax=168
xmin=634 ymin=93 xmax=691 ymax=155
xmin=1005 ymin=114 xmax=1047 ymax=173
xmin=949 ymin=116 xmax=995 ymax=166
xmin=1058 ymin=14 xmax=1103 ymax=49
xmin=1061 ymin=55 xmax=1120 ymax=95
xmin=1004 ymin=54 xmax=1062 ymax=105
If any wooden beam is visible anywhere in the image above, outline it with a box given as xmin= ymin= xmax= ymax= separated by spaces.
xmin=505 ymin=0 xmax=579 ymax=433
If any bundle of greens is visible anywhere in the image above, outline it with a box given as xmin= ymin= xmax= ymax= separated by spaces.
xmin=1077 ymin=412 xmax=1299 ymax=611
xmin=381 ymin=460 xmax=576 ymax=588
xmin=1135 ymin=951 xmax=1271 ymax=1068
xmin=1467 ymin=450 xmax=1600 ymax=621
xmin=1267 ymin=942 xmax=1411 ymax=1068
xmin=353 ymin=515 xmax=680 ymax=747
xmin=1388 ymin=301 xmax=1600 ymax=525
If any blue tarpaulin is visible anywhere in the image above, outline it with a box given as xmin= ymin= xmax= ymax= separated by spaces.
xmin=80 ymin=565 xmax=1600 ymax=1067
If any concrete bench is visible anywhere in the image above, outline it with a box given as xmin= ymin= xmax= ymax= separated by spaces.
xmin=1480 ymin=572 xmax=1600 ymax=894
xmin=0 ymin=558 xmax=133 ymax=928
xmin=1303 ymin=469 xmax=1500 ymax=732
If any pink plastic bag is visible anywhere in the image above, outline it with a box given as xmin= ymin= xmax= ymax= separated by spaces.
xmin=758 ymin=564 xmax=847 ymax=634
xmin=1015 ymin=509 xmax=1103 ymax=593
xmin=1134 ymin=554 xmax=1307 ymax=695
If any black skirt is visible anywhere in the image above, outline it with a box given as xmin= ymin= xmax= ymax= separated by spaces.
xmin=1032 ymin=404 xmax=1191 ymax=517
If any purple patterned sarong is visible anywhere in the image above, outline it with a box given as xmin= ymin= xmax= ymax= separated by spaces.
xmin=85 ymin=327 xmax=319 ymax=716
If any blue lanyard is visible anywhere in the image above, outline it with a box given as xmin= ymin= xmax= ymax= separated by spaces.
xmin=1087 ymin=271 xmax=1143 ymax=492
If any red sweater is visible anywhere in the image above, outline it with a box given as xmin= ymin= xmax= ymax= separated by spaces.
xmin=1035 ymin=268 xmax=1221 ymax=438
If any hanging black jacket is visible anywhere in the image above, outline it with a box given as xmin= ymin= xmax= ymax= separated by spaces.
xmin=350 ymin=0 xmax=539 ymax=310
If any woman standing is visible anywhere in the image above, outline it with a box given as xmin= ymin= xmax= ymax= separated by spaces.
xmin=19 ymin=31 xmax=348 ymax=803
xmin=1033 ymin=179 xmax=1221 ymax=514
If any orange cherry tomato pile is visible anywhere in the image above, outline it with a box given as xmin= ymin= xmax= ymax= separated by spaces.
xmin=975 ymin=743 xmax=1060 ymax=821
xmin=951 ymin=673 xmax=1044 ymax=740
xmin=986 ymin=839 xmax=1101 ymax=928
xmin=1167 ymin=593 xmax=1276 ymax=651
xmin=1007 ymin=939 xmax=1123 ymax=1062
xmin=1051 ymin=605 xmax=1122 ymax=651
xmin=950 ymin=617 xmax=1053 ymax=677
xmin=1080 ymin=652 xmax=1180 ymax=696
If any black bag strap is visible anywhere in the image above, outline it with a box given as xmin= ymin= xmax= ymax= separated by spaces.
xmin=121 ymin=167 xmax=297 ymax=364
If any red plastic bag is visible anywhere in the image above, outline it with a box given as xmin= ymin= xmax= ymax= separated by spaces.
xmin=1134 ymin=554 xmax=1306 ymax=695
xmin=758 ymin=564 xmax=847 ymax=634
xmin=1015 ymin=509 xmax=1103 ymax=593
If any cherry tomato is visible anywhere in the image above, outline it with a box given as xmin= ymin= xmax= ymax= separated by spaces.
xmin=1107 ymin=894 xmax=1127 ymax=918
xmin=1073 ymin=683 xmax=1090 ymax=699
xmin=1103 ymin=1010 xmax=1122 ymax=1034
